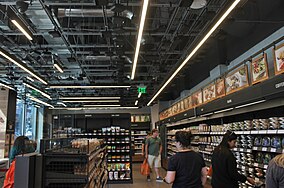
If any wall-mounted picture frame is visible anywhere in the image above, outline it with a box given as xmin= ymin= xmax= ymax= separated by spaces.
xmin=203 ymin=82 xmax=216 ymax=103
xmin=216 ymin=78 xmax=226 ymax=98
xmin=225 ymin=65 xmax=249 ymax=95
xmin=273 ymin=43 xmax=284 ymax=75
xmin=180 ymin=100 xmax=185 ymax=112
xmin=251 ymin=53 xmax=269 ymax=85
xmin=192 ymin=90 xmax=203 ymax=107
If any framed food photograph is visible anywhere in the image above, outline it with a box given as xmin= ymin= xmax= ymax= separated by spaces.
xmin=183 ymin=98 xmax=189 ymax=110
xmin=186 ymin=95 xmax=193 ymax=109
xmin=192 ymin=90 xmax=203 ymax=107
xmin=225 ymin=65 xmax=249 ymax=95
xmin=177 ymin=102 xmax=181 ymax=113
xmin=251 ymin=53 xmax=269 ymax=84
xmin=273 ymin=43 xmax=284 ymax=75
xmin=203 ymin=82 xmax=216 ymax=103
xmin=216 ymin=78 xmax=225 ymax=98
xmin=180 ymin=100 xmax=185 ymax=112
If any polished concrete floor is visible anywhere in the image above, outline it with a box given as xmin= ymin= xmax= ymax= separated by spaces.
xmin=107 ymin=164 xmax=212 ymax=188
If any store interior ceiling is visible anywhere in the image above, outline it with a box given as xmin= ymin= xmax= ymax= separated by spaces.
xmin=0 ymin=0 xmax=283 ymax=108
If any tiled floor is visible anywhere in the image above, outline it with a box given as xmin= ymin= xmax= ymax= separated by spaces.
xmin=107 ymin=164 xmax=212 ymax=188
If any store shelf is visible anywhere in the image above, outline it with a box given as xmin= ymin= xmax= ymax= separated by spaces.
xmin=107 ymin=150 xmax=130 ymax=153
xmin=252 ymin=146 xmax=283 ymax=153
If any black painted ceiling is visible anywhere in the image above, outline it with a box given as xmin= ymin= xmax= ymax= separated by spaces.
xmin=0 ymin=0 xmax=283 ymax=108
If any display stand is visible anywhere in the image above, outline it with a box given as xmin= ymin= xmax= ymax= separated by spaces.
xmin=40 ymin=138 xmax=107 ymax=188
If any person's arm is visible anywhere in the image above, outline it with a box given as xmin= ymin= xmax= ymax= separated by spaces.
xmin=145 ymin=139 xmax=149 ymax=158
xmin=265 ymin=161 xmax=278 ymax=188
xmin=227 ymin=152 xmax=249 ymax=183
xmin=201 ymin=167 xmax=207 ymax=186
xmin=159 ymin=144 xmax=162 ymax=156
xmin=142 ymin=143 xmax=145 ymax=156
xmin=164 ymin=171 xmax=176 ymax=184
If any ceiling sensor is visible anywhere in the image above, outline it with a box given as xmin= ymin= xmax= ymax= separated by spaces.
xmin=190 ymin=0 xmax=207 ymax=9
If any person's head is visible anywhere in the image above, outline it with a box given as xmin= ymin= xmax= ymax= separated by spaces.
xmin=219 ymin=130 xmax=237 ymax=149
xmin=273 ymin=154 xmax=284 ymax=168
xmin=10 ymin=136 xmax=36 ymax=162
xmin=151 ymin=129 xmax=159 ymax=138
xmin=146 ymin=131 xmax=152 ymax=138
xmin=175 ymin=131 xmax=193 ymax=150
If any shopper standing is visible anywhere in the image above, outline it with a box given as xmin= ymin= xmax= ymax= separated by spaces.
xmin=3 ymin=136 xmax=36 ymax=188
xmin=266 ymin=154 xmax=284 ymax=188
xmin=141 ymin=132 xmax=152 ymax=158
xmin=163 ymin=131 xmax=207 ymax=188
xmin=211 ymin=131 xmax=255 ymax=188
xmin=145 ymin=129 xmax=163 ymax=182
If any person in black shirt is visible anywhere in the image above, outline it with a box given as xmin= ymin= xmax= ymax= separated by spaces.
xmin=164 ymin=131 xmax=207 ymax=188
xmin=211 ymin=130 xmax=255 ymax=188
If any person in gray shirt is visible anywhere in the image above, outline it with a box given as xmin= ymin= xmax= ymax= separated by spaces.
xmin=266 ymin=154 xmax=284 ymax=188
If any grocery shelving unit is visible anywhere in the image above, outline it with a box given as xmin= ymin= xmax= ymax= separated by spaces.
xmin=75 ymin=128 xmax=133 ymax=184
xmin=159 ymin=73 xmax=284 ymax=188
xmin=130 ymin=114 xmax=151 ymax=162
xmin=40 ymin=137 xmax=107 ymax=188
xmin=162 ymin=105 xmax=284 ymax=188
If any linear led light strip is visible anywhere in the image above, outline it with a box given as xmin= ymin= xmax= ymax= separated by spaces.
xmin=57 ymin=102 xmax=67 ymax=107
xmin=83 ymin=104 xmax=121 ymax=107
xmin=50 ymin=106 xmax=139 ymax=110
xmin=62 ymin=100 xmax=120 ymax=103
xmin=138 ymin=93 xmax=142 ymax=98
xmin=23 ymin=83 xmax=51 ymax=100
xmin=29 ymin=96 xmax=54 ymax=108
xmin=54 ymin=63 xmax=64 ymax=73
xmin=0 ymin=51 xmax=47 ymax=85
xmin=147 ymin=0 xmax=241 ymax=106
xmin=11 ymin=20 xmax=32 ymax=40
xmin=50 ymin=85 xmax=130 ymax=89
xmin=59 ymin=97 xmax=121 ymax=100
xmin=0 ymin=82 xmax=15 ymax=90
xmin=131 ymin=0 xmax=149 ymax=80
xmin=135 ymin=100 xmax=138 ymax=105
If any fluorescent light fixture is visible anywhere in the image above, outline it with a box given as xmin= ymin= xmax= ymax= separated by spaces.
xmin=26 ymin=76 xmax=34 ymax=82
xmin=135 ymin=100 xmax=138 ymax=105
xmin=23 ymin=83 xmax=51 ymax=100
xmin=59 ymin=96 xmax=121 ymax=100
xmin=50 ymin=106 xmax=139 ymax=110
xmin=188 ymin=116 xmax=196 ymax=120
xmin=54 ymin=63 xmax=64 ymax=73
xmin=235 ymin=100 xmax=266 ymax=109
xmin=138 ymin=93 xmax=142 ymax=98
xmin=147 ymin=0 xmax=240 ymax=106
xmin=0 ymin=82 xmax=15 ymax=90
xmin=200 ymin=112 xmax=214 ymax=117
xmin=34 ymin=105 xmax=41 ymax=108
xmin=83 ymin=104 xmax=121 ymax=107
xmin=28 ymin=96 xmax=54 ymax=108
xmin=131 ymin=0 xmax=149 ymax=80
xmin=50 ymin=85 xmax=130 ymax=89
xmin=0 ymin=51 xmax=47 ymax=85
xmin=11 ymin=20 xmax=32 ymax=40
xmin=214 ymin=108 xmax=234 ymax=114
xmin=57 ymin=102 xmax=67 ymax=107
xmin=62 ymin=100 xmax=119 ymax=103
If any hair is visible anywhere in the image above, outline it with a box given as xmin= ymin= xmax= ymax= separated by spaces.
xmin=217 ymin=130 xmax=237 ymax=149
xmin=273 ymin=154 xmax=284 ymax=168
xmin=9 ymin=136 xmax=36 ymax=162
xmin=151 ymin=129 xmax=158 ymax=134
xmin=147 ymin=131 xmax=152 ymax=136
xmin=175 ymin=131 xmax=193 ymax=148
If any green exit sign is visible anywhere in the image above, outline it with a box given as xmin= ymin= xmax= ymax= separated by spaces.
xmin=138 ymin=87 xmax=146 ymax=94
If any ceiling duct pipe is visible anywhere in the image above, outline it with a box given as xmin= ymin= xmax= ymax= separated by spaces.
xmin=57 ymin=8 xmax=114 ymax=18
